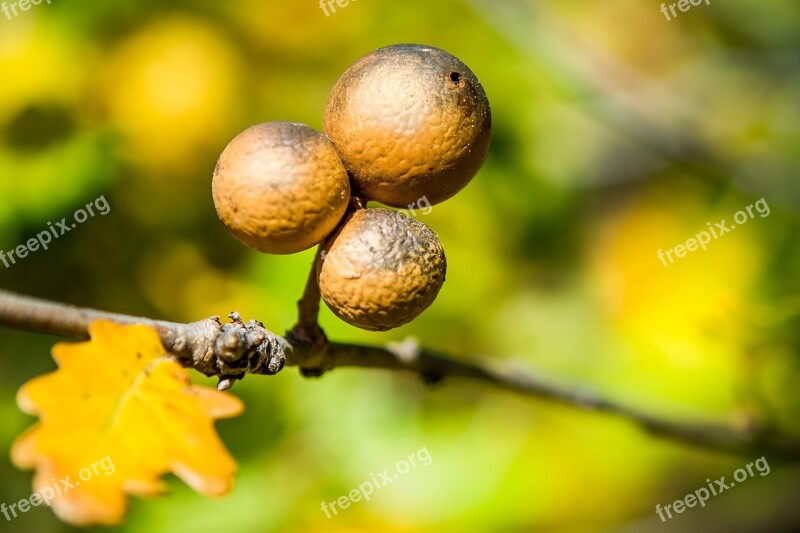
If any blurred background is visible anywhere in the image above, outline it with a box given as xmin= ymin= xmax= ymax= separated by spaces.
xmin=1 ymin=0 xmax=799 ymax=531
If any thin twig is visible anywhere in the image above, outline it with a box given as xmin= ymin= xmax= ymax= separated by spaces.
xmin=0 ymin=289 xmax=798 ymax=459
xmin=319 ymin=342 xmax=800 ymax=459
xmin=291 ymin=252 xmax=325 ymax=342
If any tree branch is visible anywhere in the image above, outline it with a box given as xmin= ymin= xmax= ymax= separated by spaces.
xmin=0 ymin=289 xmax=285 ymax=390
xmin=1 ymin=289 xmax=798 ymax=459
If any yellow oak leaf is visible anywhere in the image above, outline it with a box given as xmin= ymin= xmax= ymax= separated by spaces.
xmin=10 ymin=320 xmax=244 ymax=526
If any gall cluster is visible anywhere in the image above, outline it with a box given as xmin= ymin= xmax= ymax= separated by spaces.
xmin=212 ymin=44 xmax=491 ymax=331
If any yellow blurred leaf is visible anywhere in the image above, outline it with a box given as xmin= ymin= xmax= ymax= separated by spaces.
xmin=101 ymin=18 xmax=243 ymax=173
xmin=10 ymin=320 xmax=244 ymax=526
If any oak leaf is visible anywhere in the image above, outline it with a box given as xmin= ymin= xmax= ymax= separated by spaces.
xmin=11 ymin=320 xmax=244 ymax=526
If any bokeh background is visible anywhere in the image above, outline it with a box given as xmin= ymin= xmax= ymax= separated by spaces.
xmin=1 ymin=0 xmax=799 ymax=531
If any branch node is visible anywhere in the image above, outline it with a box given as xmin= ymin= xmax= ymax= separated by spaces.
xmin=216 ymin=327 xmax=246 ymax=363
xmin=166 ymin=314 xmax=286 ymax=387
xmin=388 ymin=338 xmax=421 ymax=363
xmin=286 ymin=323 xmax=329 ymax=378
